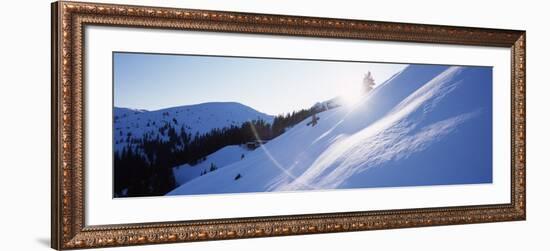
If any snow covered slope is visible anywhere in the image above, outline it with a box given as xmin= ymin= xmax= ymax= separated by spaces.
xmin=172 ymin=145 xmax=252 ymax=186
xmin=114 ymin=102 xmax=274 ymax=152
xmin=168 ymin=65 xmax=492 ymax=196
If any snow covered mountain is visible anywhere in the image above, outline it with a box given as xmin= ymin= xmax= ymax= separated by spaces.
xmin=168 ymin=65 xmax=493 ymax=196
xmin=114 ymin=107 xmax=148 ymax=119
xmin=114 ymin=102 xmax=274 ymax=153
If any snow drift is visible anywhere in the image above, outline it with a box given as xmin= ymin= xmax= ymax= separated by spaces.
xmin=168 ymin=65 xmax=492 ymax=196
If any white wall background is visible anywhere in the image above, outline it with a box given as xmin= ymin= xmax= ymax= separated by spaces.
xmin=0 ymin=0 xmax=547 ymax=250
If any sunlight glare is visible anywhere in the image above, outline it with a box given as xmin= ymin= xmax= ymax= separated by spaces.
xmin=339 ymin=80 xmax=366 ymax=108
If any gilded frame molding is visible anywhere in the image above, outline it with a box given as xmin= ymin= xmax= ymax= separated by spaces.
xmin=51 ymin=1 xmax=526 ymax=249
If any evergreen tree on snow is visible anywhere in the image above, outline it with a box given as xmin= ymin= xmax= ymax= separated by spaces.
xmin=363 ymin=71 xmax=376 ymax=93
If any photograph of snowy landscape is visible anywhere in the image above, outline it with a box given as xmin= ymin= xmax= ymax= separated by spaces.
xmin=113 ymin=52 xmax=492 ymax=198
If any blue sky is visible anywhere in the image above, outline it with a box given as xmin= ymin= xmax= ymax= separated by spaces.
xmin=114 ymin=52 xmax=407 ymax=115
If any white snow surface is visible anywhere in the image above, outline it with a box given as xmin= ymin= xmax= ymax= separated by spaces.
xmin=172 ymin=145 xmax=252 ymax=186
xmin=114 ymin=102 xmax=274 ymax=152
xmin=168 ymin=65 xmax=492 ymax=196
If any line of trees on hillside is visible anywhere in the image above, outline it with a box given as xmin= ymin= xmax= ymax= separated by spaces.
xmin=114 ymin=106 xmax=321 ymax=197
xmin=271 ymin=107 xmax=318 ymax=137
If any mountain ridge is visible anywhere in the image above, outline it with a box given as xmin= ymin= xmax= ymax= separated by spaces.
xmin=114 ymin=101 xmax=274 ymax=152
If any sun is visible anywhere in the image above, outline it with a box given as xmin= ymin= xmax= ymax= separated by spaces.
xmin=339 ymin=80 xmax=365 ymax=108
xmin=340 ymin=90 xmax=363 ymax=107
xmin=338 ymin=72 xmax=376 ymax=108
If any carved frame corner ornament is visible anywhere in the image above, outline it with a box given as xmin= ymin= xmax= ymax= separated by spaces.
xmin=51 ymin=1 xmax=526 ymax=250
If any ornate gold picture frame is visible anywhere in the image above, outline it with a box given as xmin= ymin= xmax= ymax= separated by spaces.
xmin=51 ymin=1 xmax=526 ymax=249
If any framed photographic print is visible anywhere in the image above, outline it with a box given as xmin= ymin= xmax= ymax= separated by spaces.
xmin=51 ymin=1 xmax=526 ymax=249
